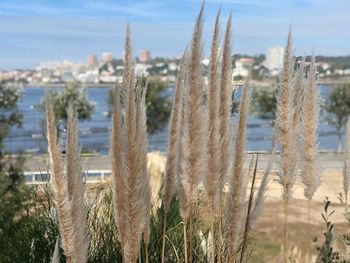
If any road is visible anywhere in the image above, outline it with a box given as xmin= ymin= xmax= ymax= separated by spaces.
xmin=23 ymin=151 xmax=345 ymax=172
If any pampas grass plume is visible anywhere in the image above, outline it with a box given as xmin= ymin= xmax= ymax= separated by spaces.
xmin=226 ymin=78 xmax=250 ymax=261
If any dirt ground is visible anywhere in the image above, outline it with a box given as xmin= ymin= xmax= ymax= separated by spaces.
xmin=250 ymin=169 xmax=349 ymax=262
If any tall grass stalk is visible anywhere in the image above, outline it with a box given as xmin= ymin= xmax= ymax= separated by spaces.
xmin=66 ymin=106 xmax=88 ymax=263
xmin=239 ymin=155 xmax=259 ymax=263
xmin=110 ymin=24 xmax=150 ymax=263
xmin=206 ymin=9 xmax=221 ymax=263
xmin=276 ymin=30 xmax=298 ymax=263
xmin=249 ymin=152 xmax=274 ymax=230
xmin=292 ymin=58 xmax=306 ymax=137
xmin=110 ymin=84 xmax=126 ymax=254
xmin=226 ymin=78 xmax=250 ymax=262
xmin=301 ymin=55 xmax=320 ymax=256
xmin=218 ymin=13 xmax=233 ymax=263
xmin=183 ymin=4 xmax=208 ymax=263
xmin=45 ymin=95 xmax=88 ymax=263
xmin=162 ymin=52 xmax=188 ymax=263
xmin=344 ymin=116 xmax=350 ymax=213
xmin=177 ymin=65 xmax=190 ymax=263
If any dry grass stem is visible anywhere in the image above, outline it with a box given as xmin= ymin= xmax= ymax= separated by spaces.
xmin=250 ymin=152 xmax=274 ymax=227
xmin=301 ymin=55 xmax=320 ymax=201
xmin=217 ymin=13 xmax=233 ymax=263
xmin=164 ymin=51 xmax=188 ymax=211
xmin=162 ymin=51 xmax=188 ymax=263
xmin=239 ymin=155 xmax=259 ymax=263
xmin=177 ymin=61 xmax=190 ymax=221
xmin=206 ymin=8 xmax=221 ymax=203
xmin=110 ymin=85 xmax=127 ymax=251
xmin=66 ymin=106 xmax=88 ymax=263
xmin=276 ymin=30 xmax=299 ymax=262
xmin=344 ymin=116 xmax=350 ymax=210
xmin=292 ymin=57 xmax=306 ymax=137
xmin=46 ymin=95 xmax=88 ymax=263
xmin=110 ymin=24 xmax=150 ymax=263
xmin=218 ymin=12 xmax=233 ymax=202
xmin=182 ymin=4 xmax=208 ymax=263
xmin=276 ymin=29 xmax=298 ymax=201
xmin=206 ymin=9 xmax=221 ymax=263
xmin=226 ymin=78 xmax=250 ymax=262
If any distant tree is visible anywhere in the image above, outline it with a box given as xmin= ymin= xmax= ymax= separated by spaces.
xmin=107 ymin=77 xmax=171 ymax=134
xmin=0 ymin=83 xmax=22 ymax=141
xmin=48 ymin=81 xmax=95 ymax=123
xmin=143 ymin=78 xmax=171 ymax=133
xmin=251 ymin=85 xmax=278 ymax=151
xmin=323 ymin=83 xmax=350 ymax=152
xmin=0 ymin=81 xmax=27 ymax=231
xmin=36 ymin=81 xmax=95 ymax=152
xmin=251 ymin=85 xmax=278 ymax=120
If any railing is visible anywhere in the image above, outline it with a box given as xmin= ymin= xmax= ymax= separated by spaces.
xmin=24 ymin=170 xmax=112 ymax=184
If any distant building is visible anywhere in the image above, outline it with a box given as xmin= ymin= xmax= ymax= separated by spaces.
xmin=135 ymin=63 xmax=151 ymax=76
xmin=233 ymin=60 xmax=249 ymax=77
xmin=266 ymin=46 xmax=284 ymax=71
xmin=61 ymin=71 xmax=75 ymax=82
xmin=102 ymin=52 xmax=113 ymax=64
xmin=139 ymin=50 xmax=151 ymax=63
xmin=87 ymin=54 xmax=98 ymax=66
xmin=238 ymin=57 xmax=255 ymax=66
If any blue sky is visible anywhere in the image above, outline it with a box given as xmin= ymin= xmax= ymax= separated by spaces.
xmin=0 ymin=0 xmax=349 ymax=69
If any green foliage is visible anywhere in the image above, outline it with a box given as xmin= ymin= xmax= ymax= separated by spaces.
xmin=52 ymin=81 xmax=95 ymax=122
xmin=0 ymin=81 xmax=27 ymax=237
xmin=144 ymin=78 xmax=172 ymax=134
xmin=40 ymin=81 xmax=95 ymax=123
xmin=0 ymin=207 xmax=58 ymax=263
xmin=323 ymin=84 xmax=350 ymax=133
xmin=107 ymin=77 xmax=171 ymax=134
xmin=323 ymin=83 xmax=350 ymax=151
xmin=0 ymin=156 xmax=28 ymax=231
xmin=0 ymin=184 xmax=59 ymax=263
xmin=0 ymin=182 xmax=213 ymax=263
xmin=87 ymin=186 xmax=208 ymax=263
xmin=0 ymin=82 xmax=22 ymax=142
xmin=0 ymin=82 xmax=54 ymax=263
xmin=251 ymin=85 xmax=278 ymax=121
xmin=315 ymin=198 xmax=345 ymax=263
xmin=147 ymin=198 xmax=208 ymax=263
xmin=86 ymin=185 xmax=122 ymax=262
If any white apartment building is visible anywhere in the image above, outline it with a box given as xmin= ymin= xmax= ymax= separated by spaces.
xmin=266 ymin=46 xmax=284 ymax=71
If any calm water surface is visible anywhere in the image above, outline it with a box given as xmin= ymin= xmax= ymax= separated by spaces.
xmin=3 ymin=86 xmax=341 ymax=154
